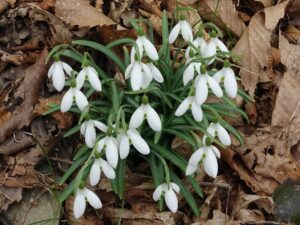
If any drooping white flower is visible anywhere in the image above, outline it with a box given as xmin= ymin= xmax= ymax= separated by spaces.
xmin=60 ymin=81 xmax=88 ymax=112
xmin=169 ymin=19 xmax=193 ymax=44
xmin=80 ymin=120 xmax=107 ymax=148
xmin=76 ymin=66 xmax=102 ymax=92
xmin=48 ymin=60 xmax=72 ymax=91
xmin=129 ymin=97 xmax=161 ymax=132
xmin=97 ymin=135 xmax=119 ymax=169
xmin=147 ymin=63 xmax=164 ymax=83
xmin=203 ymin=122 xmax=231 ymax=146
xmin=195 ymin=66 xmax=223 ymax=105
xmin=73 ymin=187 xmax=102 ymax=219
xmin=153 ymin=182 xmax=180 ymax=213
xmin=213 ymin=65 xmax=238 ymax=98
xmin=130 ymin=32 xmax=159 ymax=61
xmin=175 ymin=96 xmax=203 ymax=122
xmin=89 ymin=157 xmax=115 ymax=186
xmin=185 ymin=144 xmax=220 ymax=178
xmin=183 ymin=59 xmax=201 ymax=86
xmin=185 ymin=37 xmax=207 ymax=59
xmin=118 ymin=128 xmax=150 ymax=159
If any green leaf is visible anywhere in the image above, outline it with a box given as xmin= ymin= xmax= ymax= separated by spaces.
xmin=63 ymin=124 xmax=81 ymax=138
xmin=111 ymin=81 xmax=120 ymax=113
xmin=187 ymin=176 xmax=204 ymax=197
xmin=74 ymin=145 xmax=89 ymax=160
xmin=117 ymin=159 xmax=126 ymax=199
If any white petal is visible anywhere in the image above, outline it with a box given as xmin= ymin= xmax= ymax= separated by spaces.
xmin=191 ymin=101 xmax=203 ymax=122
xmin=97 ymin=138 xmax=105 ymax=153
xmin=171 ymin=183 xmax=180 ymax=193
xmin=224 ymin=68 xmax=238 ymax=98
xmin=142 ymin=37 xmax=159 ymax=60
xmin=52 ymin=63 xmax=65 ymax=91
xmin=61 ymin=89 xmax=73 ymax=112
xmin=86 ymin=189 xmax=102 ymax=209
xmin=128 ymin=130 xmax=150 ymax=155
xmin=215 ymin=38 xmax=229 ymax=52
xmin=194 ymin=62 xmax=201 ymax=74
xmin=181 ymin=21 xmax=193 ymax=42
xmin=213 ymin=69 xmax=224 ymax=83
xmin=195 ymin=77 xmax=208 ymax=105
xmin=131 ymin=63 xmax=143 ymax=91
xmin=85 ymin=123 xmax=96 ymax=148
xmin=204 ymin=41 xmax=216 ymax=65
xmin=146 ymin=105 xmax=161 ymax=132
xmin=87 ymin=67 xmax=102 ymax=91
xmin=136 ymin=38 xmax=144 ymax=59
xmin=125 ymin=63 xmax=133 ymax=79
xmin=119 ymin=134 xmax=130 ymax=159
xmin=165 ymin=190 xmax=178 ymax=213
xmin=80 ymin=122 xmax=87 ymax=135
xmin=217 ymin=123 xmax=231 ymax=146
xmin=130 ymin=47 xmax=137 ymax=63
xmin=188 ymin=147 xmax=205 ymax=166
xmin=169 ymin=23 xmax=181 ymax=44
xmin=185 ymin=46 xmax=191 ymax=59
xmin=141 ymin=63 xmax=152 ymax=89
xmin=204 ymin=149 xmax=218 ymax=178
xmin=186 ymin=163 xmax=198 ymax=176
xmin=129 ymin=106 xmax=144 ymax=129
xmin=90 ymin=162 xmax=101 ymax=186
xmin=76 ymin=69 xmax=86 ymax=89
xmin=211 ymin=145 xmax=221 ymax=158
xmin=75 ymin=90 xmax=89 ymax=111
xmin=148 ymin=63 xmax=164 ymax=83
xmin=207 ymin=76 xmax=223 ymax=98
xmin=183 ymin=63 xmax=195 ymax=86
xmin=175 ymin=97 xmax=190 ymax=116
xmin=99 ymin=158 xmax=116 ymax=179
xmin=153 ymin=184 xmax=163 ymax=201
xmin=62 ymin=62 xmax=73 ymax=76
xmin=73 ymin=191 xmax=86 ymax=219
xmin=93 ymin=121 xmax=108 ymax=133
xmin=106 ymin=138 xmax=119 ymax=168
xmin=48 ymin=63 xmax=55 ymax=78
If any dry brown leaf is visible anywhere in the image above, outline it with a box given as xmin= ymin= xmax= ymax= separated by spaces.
xmin=139 ymin=0 xmax=163 ymax=17
xmin=254 ymin=0 xmax=273 ymax=7
xmin=266 ymin=47 xmax=281 ymax=69
xmin=283 ymin=25 xmax=300 ymax=44
xmin=264 ymin=0 xmax=290 ymax=30
xmin=197 ymin=0 xmax=246 ymax=37
xmin=0 ymin=132 xmax=33 ymax=155
xmin=55 ymin=0 xmax=115 ymax=28
xmin=0 ymin=187 xmax=22 ymax=212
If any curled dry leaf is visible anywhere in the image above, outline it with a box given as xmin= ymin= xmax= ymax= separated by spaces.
xmin=264 ymin=0 xmax=290 ymax=30
xmin=139 ymin=0 xmax=163 ymax=17
xmin=282 ymin=25 xmax=300 ymax=44
xmin=55 ymin=0 xmax=115 ymax=28
xmin=197 ymin=0 xmax=246 ymax=37
xmin=0 ymin=132 xmax=33 ymax=155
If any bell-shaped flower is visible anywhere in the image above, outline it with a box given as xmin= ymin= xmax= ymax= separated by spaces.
xmin=147 ymin=63 xmax=164 ymax=83
xmin=89 ymin=157 xmax=115 ymax=186
xmin=73 ymin=187 xmax=102 ymax=219
xmin=169 ymin=18 xmax=193 ymax=44
xmin=118 ymin=128 xmax=150 ymax=159
xmin=80 ymin=120 xmax=108 ymax=148
xmin=97 ymin=133 xmax=119 ymax=168
xmin=213 ymin=64 xmax=237 ymax=98
xmin=186 ymin=143 xmax=220 ymax=178
xmin=195 ymin=66 xmax=223 ymax=105
xmin=183 ymin=59 xmax=201 ymax=86
xmin=202 ymin=122 xmax=231 ymax=146
xmin=48 ymin=60 xmax=72 ymax=92
xmin=60 ymin=79 xmax=88 ymax=112
xmin=76 ymin=66 xmax=102 ymax=92
xmin=130 ymin=30 xmax=159 ymax=61
xmin=175 ymin=95 xmax=203 ymax=122
xmin=153 ymin=182 xmax=180 ymax=213
xmin=185 ymin=36 xmax=207 ymax=59
xmin=129 ymin=96 xmax=161 ymax=132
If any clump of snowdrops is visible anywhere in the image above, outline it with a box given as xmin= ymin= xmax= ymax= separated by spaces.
xmin=46 ymin=11 xmax=249 ymax=218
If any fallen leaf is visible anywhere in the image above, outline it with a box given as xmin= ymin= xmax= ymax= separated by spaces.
xmin=55 ymin=0 xmax=115 ymax=28
xmin=282 ymin=25 xmax=300 ymax=44
xmin=197 ymin=0 xmax=246 ymax=37
xmin=0 ymin=186 xmax=22 ymax=212
xmin=255 ymin=0 xmax=274 ymax=7
xmin=264 ymin=0 xmax=290 ymax=30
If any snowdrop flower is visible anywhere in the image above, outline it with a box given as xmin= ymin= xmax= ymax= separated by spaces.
xmin=80 ymin=120 xmax=108 ymax=148
xmin=183 ymin=59 xmax=201 ymax=86
xmin=73 ymin=186 xmax=102 ymax=219
xmin=61 ymin=78 xmax=88 ymax=112
xmin=213 ymin=61 xmax=238 ymax=98
xmin=76 ymin=66 xmax=102 ymax=91
xmin=118 ymin=128 xmax=150 ymax=159
xmin=97 ymin=131 xmax=119 ymax=168
xmin=203 ymin=122 xmax=231 ymax=146
xmin=130 ymin=28 xmax=159 ymax=61
xmin=147 ymin=63 xmax=164 ymax=83
xmin=175 ymin=95 xmax=203 ymax=122
xmin=186 ymin=141 xmax=220 ymax=178
xmin=185 ymin=36 xmax=207 ymax=59
xmin=48 ymin=60 xmax=72 ymax=92
xmin=153 ymin=182 xmax=180 ymax=213
xmin=195 ymin=65 xmax=223 ymax=105
xmin=169 ymin=16 xmax=193 ymax=44
xmin=89 ymin=156 xmax=115 ymax=186
xmin=129 ymin=95 xmax=161 ymax=132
